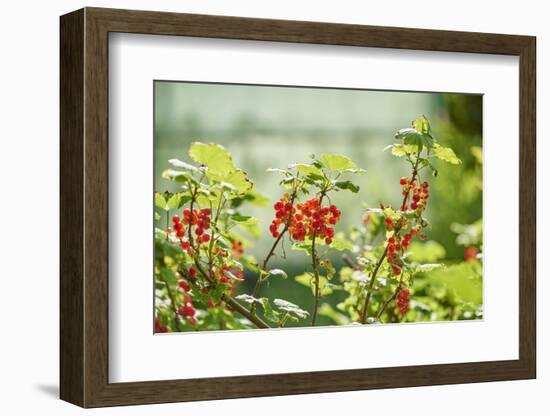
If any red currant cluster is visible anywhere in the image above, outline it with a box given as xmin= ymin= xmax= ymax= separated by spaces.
xmin=385 ymin=218 xmax=421 ymax=275
xmin=269 ymin=196 xmax=341 ymax=245
xmin=154 ymin=317 xmax=169 ymax=333
xmin=178 ymin=296 xmax=196 ymax=325
xmin=269 ymin=194 xmax=294 ymax=238
xmin=231 ymin=240 xmax=244 ymax=259
xmin=399 ymin=177 xmax=430 ymax=211
xmin=171 ymin=208 xmax=212 ymax=252
xmin=396 ymin=288 xmax=410 ymax=316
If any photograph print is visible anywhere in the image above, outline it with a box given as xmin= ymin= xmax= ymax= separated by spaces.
xmin=153 ymin=81 xmax=483 ymax=333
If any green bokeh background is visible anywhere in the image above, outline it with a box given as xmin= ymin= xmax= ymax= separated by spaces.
xmin=154 ymin=81 xmax=482 ymax=326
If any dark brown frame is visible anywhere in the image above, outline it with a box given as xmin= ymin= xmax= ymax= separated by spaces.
xmin=60 ymin=7 xmax=536 ymax=408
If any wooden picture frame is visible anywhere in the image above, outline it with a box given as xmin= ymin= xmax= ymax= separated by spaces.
xmin=60 ymin=7 xmax=536 ymax=408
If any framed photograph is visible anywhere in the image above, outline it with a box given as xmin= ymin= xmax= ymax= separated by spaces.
xmin=60 ymin=7 xmax=536 ymax=408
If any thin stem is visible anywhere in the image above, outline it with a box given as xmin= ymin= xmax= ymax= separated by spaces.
xmin=376 ymin=272 xmax=404 ymax=320
xmin=360 ymin=151 xmax=421 ymax=324
xmin=342 ymin=254 xmax=360 ymax=270
xmin=310 ymin=191 xmax=326 ymax=326
xmin=165 ymin=209 xmax=170 ymax=240
xmin=249 ymin=226 xmax=287 ymax=310
xmin=160 ymin=273 xmax=183 ymax=332
xmin=249 ymin=189 xmax=298 ymax=311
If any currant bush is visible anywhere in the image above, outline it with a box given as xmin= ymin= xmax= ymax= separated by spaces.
xmin=154 ymin=115 xmax=466 ymax=331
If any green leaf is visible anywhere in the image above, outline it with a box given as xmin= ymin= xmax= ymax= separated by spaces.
xmin=412 ymin=115 xmax=432 ymax=135
xmin=154 ymin=211 xmax=161 ymax=221
xmin=230 ymin=215 xmax=261 ymax=238
xmin=320 ymin=153 xmax=358 ymax=172
xmin=218 ymin=170 xmax=253 ymax=194
xmin=240 ymin=189 xmax=270 ymax=207
xmin=387 ymin=143 xmax=420 ymax=157
xmin=166 ymin=194 xmax=180 ymax=210
xmin=162 ymin=169 xmax=191 ymax=183
xmin=432 ymin=144 xmax=462 ymax=164
xmin=189 ymin=142 xmax=253 ymax=193
xmin=168 ymin=158 xmax=201 ymax=173
xmin=258 ymin=298 xmax=279 ymax=323
xmin=291 ymin=242 xmax=312 ymax=255
xmin=189 ymin=142 xmax=235 ymax=176
xmin=268 ymin=268 xmax=288 ymax=279
xmin=334 ymin=180 xmax=360 ymax=193
xmin=395 ymin=128 xmax=434 ymax=152
xmin=266 ymin=168 xmax=290 ymax=175
xmin=273 ymin=299 xmax=309 ymax=319
xmin=155 ymin=193 xmax=167 ymax=210
xmin=230 ymin=215 xmax=258 ymax=225
xmin=235 ymin=294 xmax=260 ymax=305
xmin=292 ymin=163 xmax=324 ymax=177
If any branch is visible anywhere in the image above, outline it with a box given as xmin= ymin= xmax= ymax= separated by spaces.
xmin=186 ymin=185 xmax=270 ymax=329
xmin=376 ymin=273 xmax=404 ymax=320
xmin=160 ymin=273 xmax=183 ymax=332
xmin=360 ymin=151 xmax=421 ymax=324
xmin=249 ymin=189 xmax=298 ymax=311
xmin=310 ymin=191 xmax=327 ymax=326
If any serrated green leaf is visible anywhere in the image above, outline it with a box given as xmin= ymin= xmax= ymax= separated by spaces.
xmin=189 ymin=142 xmax=234 ymax=175
xmin=292 ymin=163 xmax=324 ymax=177
xmin=235 ymin=294 xmax=259 ymax=304
xmin=268 ymin=269 xmax=288 ymax=279
xmin=189 ymin=142 xmax=252 ymax=193
xmin=168 ymin=158 xmax=200 ymax=172
xmin=218 ymin=169 xmax=253 ymax=194
xmin=162 ymin=169 xmax=191 ymax=183
xmin=166 ymin=194 xmax=180 ymax=209
xmin=241 ymin=189 xmax=270 ymax=207
xmin=155 ymin=193 xmax=167 ymax=210
xmin=266 ymin=168 xmax=290 ymax=175
xmin=432 ymin=144 xmax=462 ymax=164
xmin=258 ymin=297 xmax=279 ymax=323
xmin=320 ymin=153 xmax=358 ymax=172
xmin=230 ymin=215 xmax=258 ymax=225
xmin=388 ymin=143 xmax=420 ymax=157
xmin=334 ymin=180 xmax=359 ymax=193
xmin=273 ymin=298 xmax=309 ymax=319
xmin=412 ymin=115 xmax=432 ymax=135
xmin=291 ymin=242 xmax=312 ymax=255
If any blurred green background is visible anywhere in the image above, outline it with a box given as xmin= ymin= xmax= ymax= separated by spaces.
xmin=154 ymin=81 xmax=482 ymax=326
